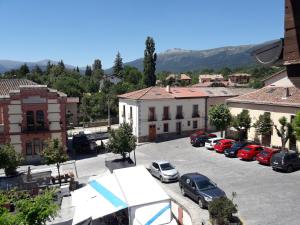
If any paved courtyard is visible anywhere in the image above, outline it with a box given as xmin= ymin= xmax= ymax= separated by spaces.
xmin=133 ymin=137 xmax=300 ymax=225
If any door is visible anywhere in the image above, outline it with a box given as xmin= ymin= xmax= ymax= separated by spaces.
xmin=176 ymin=122 xmax=182 ymax=135
xmin=151 ymin=162 xmax=159 ymax=177
xmin=149 ymin=125 xmax=156 ymax=141
xmin=189 ymin=180 xmax=198 ymax=201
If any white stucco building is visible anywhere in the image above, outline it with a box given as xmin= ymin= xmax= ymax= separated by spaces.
xmin=118 ymin=86 xmax=209 ymax=142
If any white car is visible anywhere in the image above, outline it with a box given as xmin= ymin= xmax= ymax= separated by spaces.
xmin=149 ymin=161 xmax=179 ymax=183
xmin=205 ymin=137 xmax=223 ymax=150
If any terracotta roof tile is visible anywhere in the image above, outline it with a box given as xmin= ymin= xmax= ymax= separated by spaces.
xmin=118 ymin=87 xmax=207 ymax=100
xmin=0 ymin=79 xmax=38 ymax=96
xmin=227 ymin=86 xmax=300 ymax=107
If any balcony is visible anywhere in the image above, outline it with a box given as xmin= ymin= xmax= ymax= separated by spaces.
xmin=176 ymin=114 xmax=184 ymax=119
xmin=22 ymin=125 xmax=49 ymax=133
xmin=192 ymin=112 xmax=200 ymax=118
xmin=162 ymin=113 xmax=171 ymax=120
xmin=148 ymin=115 xmax=157 ymax=122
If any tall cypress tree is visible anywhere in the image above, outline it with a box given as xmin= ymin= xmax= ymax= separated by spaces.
xmin=143 ymin=36 xmax=157 ymax=87
xmin=113 ymin=52 xmax=124 ymax=78
xmin=76 ymin=66 xmax=80 ymax=73
xmin=46 ymin=61 xmax=52 ymax=75
xmin=19 ymin=64 xmax=30 ymax=76
xmin=58 ymin=60 xmax=65 ymax=70
xmin=92 ymin=59 xmax=104 ymax=80
xmin=85 ymin=65 xmax=92 ymax=76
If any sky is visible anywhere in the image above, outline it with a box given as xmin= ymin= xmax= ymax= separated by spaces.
xmin=0 ymin=0 xmax=284 ymax=69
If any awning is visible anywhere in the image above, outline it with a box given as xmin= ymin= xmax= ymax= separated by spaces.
xmin=72 ymin=174 xmax=127 ymax=225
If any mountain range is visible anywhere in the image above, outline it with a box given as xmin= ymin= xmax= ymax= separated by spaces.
xmin=0 ymin=40 xmax=273 ymax=74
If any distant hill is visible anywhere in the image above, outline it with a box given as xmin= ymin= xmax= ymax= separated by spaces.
xmin=0 ymin=59 xmax=76 ymax=73
xmin=0 ymin=40 xmax=277 ymax=74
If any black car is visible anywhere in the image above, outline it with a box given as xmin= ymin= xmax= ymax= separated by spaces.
xmin=191 ymin=135 xmax=209 ymax=147
xmin=224 ymin=140 xmax=256 ymax=157
xmin=72 ymin=133 xmax=97 ymax=153
xmin=179 ymin=173 xmax=226 ymax=209
xmin=271 ymin=151 xmax=300 ymax=172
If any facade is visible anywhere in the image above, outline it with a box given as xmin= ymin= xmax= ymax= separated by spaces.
xmin=165 ymin=74 xmax=192 ymax=84
xmin=119 ymin=87 xmax=207 ymax=142
xmin=227 ymin=86 xmax=300 ymax=150
xmin=198 ymin=74 xmax=224 ymax=83
xmin=0 ymin=79 xmax=67 ymax=163
xmin=228 ymin=73 xmax=251 ymax=85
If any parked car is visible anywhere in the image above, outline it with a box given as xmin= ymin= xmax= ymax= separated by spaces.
xmin=237 ymin=145 xmax=264 ymax=160
xmin=224 ymin=141 xmax=257 ymax=158
xmin=190 ymin=131 xmax=217 ymax=142
xmin=191 ymin=135 xmax=209 ymax=147
xmin=205 ymin=138 xmax=223 ymax=150
xmin=256 ymin=148 xmax=280 ymax=165
xmin=179 ymin=173 xmax=226 ymax=209
xmin=271 ymin=151 xmax=300 ymax=172
xmin=149 ymin=161 xmax=179 ymax=182
xmin=214 ymin=139 xmax=235 ymax=153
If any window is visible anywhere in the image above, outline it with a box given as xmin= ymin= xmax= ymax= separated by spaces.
xmin=34 ymin=139 xmax=41 ymax=155
xmin=122 ymin=105 xmax=125 ymax=117
xmin=163 ymin=123 xmax=169 ymax=132
xmin=193 ymin=120 xmax=198 ymax=129
xmin=187 ymin=121 xmax=191 ymax=126
xmin=163 ymin=106 xmax=170 ymax=120
xmin=26 ymin=111 xmax=35 ymax=131
xmin=192 ymin=105 xmax=199 ymax=118
xmin=36 ymin=111 xmax=45 ymax=130
xmin=26 ymin=142 xmax=32 ymax=155
xmin=176 ymin=105 xmax=183 ymax=119
xmin=148 ymin=107 xmax=156 ymax=121
xmin=152 ymin=163 xmax=159 ymax=169
xmin=129 ymin=107 xmax=132 ymax=119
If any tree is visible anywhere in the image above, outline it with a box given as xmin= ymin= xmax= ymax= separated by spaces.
xmin=46 ymin=61 xmax=52 ymax=74
xmin=76 ymin=66 xmax=80 ymax=73
xmin=58 ymin=60 xmax=65 ymax=70
xmin=113 ymin=52 xmax=124 ymax=78
xmin=208 ymin=196 xmax=238 ymax=225
xmin=0 ymin=145 xmax=23 ymax=176
xmin=293 ymin=111 xmax=300 ymax=143
xmin=143 ymin=36 xmax=157 ymax=87
xmin=15 ymin=189 xmax=58 ymax=225
xmin=107 ymin=123 xmax=137 ymax=160
xmin=254 ymin=112 xmax=273 ymax=137
xmin=232 ymin=109 xmax=252 ymax=141
xmin=42 ymin=139 xmax=68 ymax=186
xmin=274 ymin=116 xmax=294 ymax=151
xmin=85 ymin=65 xmax=92 ymax=76
xmin=208 ymin=104 xmax=232 ymax=137
xmin=19 ymin=64 xmax=30 ymax=76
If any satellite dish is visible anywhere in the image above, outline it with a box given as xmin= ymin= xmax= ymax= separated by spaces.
xmin=252 ymin=39 xmax=283 ymax=66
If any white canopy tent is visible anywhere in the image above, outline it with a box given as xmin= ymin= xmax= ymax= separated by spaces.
xmin=71 ymin=166 xmax=176 ymax=225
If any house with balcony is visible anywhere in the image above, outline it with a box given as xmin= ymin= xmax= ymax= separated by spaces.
xmin=118 ymin=86 xmax=207 ymax=142
xmin=0 ymin=79 xmax=68 ymax=163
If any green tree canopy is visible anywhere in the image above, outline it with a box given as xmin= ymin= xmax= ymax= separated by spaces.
xmin=254 ymin=112 xmax=273 ymax=135
xmin=107 ymin=123 xmax=137 ymax=159
xmin=113 ymin=52 xmax=124 ymax=78
xmin=19 ymin=64 xmax=30 ymax=76
xmin=85 ymin=65 xmax=92 ymax=76
xmin=232 ymin=109 xmax=252 ymax=140
xmin=0 ymin=144 xmax=23 ymax=176
xmin=42 ymin=138 xmax=68 ymax=186
xmin=274 ymin=116 xmax=294 ymax=151
xmin=208 ymin=104 xmax=232 ymax=137
xmin=143 ymin=36 xmax=157 ymax=87
xmin=293 ymin=111 xmax=300 ymax=142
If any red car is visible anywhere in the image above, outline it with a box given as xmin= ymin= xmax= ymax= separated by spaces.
xmin=190 ymin=131 xmax=217 ymax=142
xmin=256 ymin=148 xmax=280 ymax=165
xmin=214 ymin=139 xmax=235 ymax=153
xmin=237 ymin=145 xmax=264 ymax=160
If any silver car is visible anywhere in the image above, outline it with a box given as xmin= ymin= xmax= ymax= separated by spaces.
xmin=149 ymin=161 xmax=179 ymax=183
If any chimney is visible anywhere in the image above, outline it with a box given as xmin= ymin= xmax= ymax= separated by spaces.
xmin=166 ymin=85 xmax=171 ymax=93
xmin=282 ymin=87 xmax=290 ymax=99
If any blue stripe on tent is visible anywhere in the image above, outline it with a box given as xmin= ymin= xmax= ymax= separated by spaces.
xmin=89 ymin=180 xmax=127 ymax=209
xmin=145 ymin=204 xmax=171 ymax=225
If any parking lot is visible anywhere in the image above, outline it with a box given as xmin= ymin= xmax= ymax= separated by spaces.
xmin=134 ymin=137 xmax=300 ymax=225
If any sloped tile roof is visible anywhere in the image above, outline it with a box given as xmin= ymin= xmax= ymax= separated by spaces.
xmin=118 ymin=87 xmax=207 ymax=100
xmin=0 ymin=79 xmax=38 ymax=96
xmin=227 ymin=86 xmax=300 ymax=107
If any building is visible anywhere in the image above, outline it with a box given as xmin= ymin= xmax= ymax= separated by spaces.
xmin=0 ymin=79 xmax=68 ymax=163
xmin=66 ymin=97 xmax=80 ymax=127
xmin=99 ymin=74 xmax=122 ymax=91
xmin=198 ymin=74 xmax=224 ymax=83
xmin=227 ymin=86 xmax=300 ymax=150
xmin=118 ymin=86 xmax=207 ymax=142
xmin=228 ymin=73 xmax=251 ymax=85
xmin=262 ymin=70 xmax=293 ymax=87
xmin=165 ymin=74 xmax=192 ymax=85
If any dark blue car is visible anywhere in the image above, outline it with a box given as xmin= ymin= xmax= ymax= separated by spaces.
xmin=224 ymin=140 xmax=257 ymax=157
